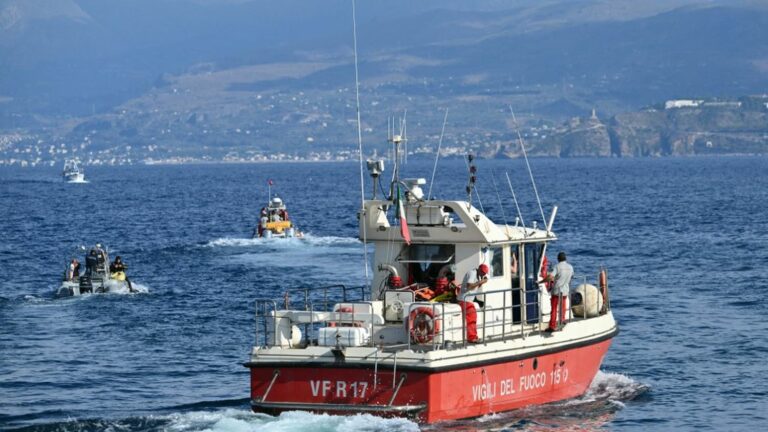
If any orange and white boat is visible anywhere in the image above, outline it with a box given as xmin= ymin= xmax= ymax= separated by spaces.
xmin=245 ymin=133 xmax=618 ymax=423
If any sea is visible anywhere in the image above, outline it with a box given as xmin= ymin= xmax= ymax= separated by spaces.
xmin=1 ymin=156 xmax=766 ymax=431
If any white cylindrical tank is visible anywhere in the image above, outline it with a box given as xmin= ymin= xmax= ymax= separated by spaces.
xmin=571 ymin=283 xmax=603 ymax=318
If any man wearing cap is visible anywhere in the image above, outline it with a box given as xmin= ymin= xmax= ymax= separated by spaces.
xmin=457 ymin=264 xmax=489 ymax=343
xmin=545 ymin=251 xmax=574 ymax=332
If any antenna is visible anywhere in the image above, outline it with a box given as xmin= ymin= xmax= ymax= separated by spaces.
xmin=462 ymin=154 xmax=485 ymax=213
xmin=465 ymin=154 xmax=476 ymax=209
xmin=536 ymin=206 xmax=559 ymax=280
xmin=490 ymin=170 xmax=510 ymax=228
xmin=395 ymin=111 xmax=407 ymax=166
xmin=389 ymin=126 xmax=404 ymax=186
xmin=403 ymin=112 xmax=408 ymax=164
xmin=505 ymin=171 xmax=526 ymax=233
xmin=509 ymin=106 xmax=547 ymax=228
xmin=351 ymin=0 xmax=369 ymax=286
xmin=427 ymin=109 xmax=448 ymax=200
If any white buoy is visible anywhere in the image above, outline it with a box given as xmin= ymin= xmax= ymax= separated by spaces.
xmin=571 ymin=284 xmax=604 ymax=318
xmin=290 ymin=325 xmax=302 ymax=347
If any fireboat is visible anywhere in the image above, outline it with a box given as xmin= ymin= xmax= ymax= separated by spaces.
xmin=245 ymin=133 xmax=618 ymax=423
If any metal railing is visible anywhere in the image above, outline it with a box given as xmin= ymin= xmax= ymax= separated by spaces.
xmin=281 ymin=284 xmax=368 ymax=311
xmin=253 ymin=285 xmax=369 ymax=348
xmin=252 ymin=273 xmax=611 ymax=349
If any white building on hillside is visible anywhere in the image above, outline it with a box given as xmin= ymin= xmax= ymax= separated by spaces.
xmin=665 ymin=99 xmax=703 ymax=109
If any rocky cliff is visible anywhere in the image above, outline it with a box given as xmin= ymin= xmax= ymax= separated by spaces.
xmin=534 ymin=98 xmax=768 ymax=157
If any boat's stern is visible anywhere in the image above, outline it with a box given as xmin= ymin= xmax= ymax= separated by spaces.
xmin=247 ymin=353 xmax=428 ymax=419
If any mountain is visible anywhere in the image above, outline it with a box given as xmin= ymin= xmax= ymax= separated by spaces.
xmin=4 ymin=0 xmax=761 ymax=117
xmin=1 ymin=0 xmax=767 ymax=164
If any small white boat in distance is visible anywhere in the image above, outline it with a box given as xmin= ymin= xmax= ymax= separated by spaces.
xmin=62 ymin=159 xmax=85 ymax=183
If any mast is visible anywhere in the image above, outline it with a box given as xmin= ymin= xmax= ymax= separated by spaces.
xmin=351 ymin=0 xmax=369 ymax=286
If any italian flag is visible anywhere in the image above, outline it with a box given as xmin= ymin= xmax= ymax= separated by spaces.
xmin=397 ymin=185 xmax=411 ymax=245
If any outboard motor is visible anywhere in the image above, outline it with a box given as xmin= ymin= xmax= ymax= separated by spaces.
xmin=79 ymin=276 xmax=93 ymax=294
xmin=85 ymin=254 xmax=99 ymax=277
xmin=263 ymin=230 xmax=273 ymax=239
xmin=285 ymin=227 xmax=295 ymax=238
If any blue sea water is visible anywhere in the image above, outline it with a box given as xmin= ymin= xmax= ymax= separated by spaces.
xmin=1 ymin=156 xmax=767 ymax=431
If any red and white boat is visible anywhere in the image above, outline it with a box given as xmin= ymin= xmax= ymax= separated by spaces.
xmin=246 ymin=134 xmax=618 ymax=423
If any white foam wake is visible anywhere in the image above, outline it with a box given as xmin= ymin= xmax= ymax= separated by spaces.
xmin=161 ymin=409 xmax=419 ymax=432
xmin=104 ymin=279 xmax=150 ymax=294
xmin=205 ymin=234 xmax=360 ymax=249
xmin=578 ymin=370 xmax=650 ymax=404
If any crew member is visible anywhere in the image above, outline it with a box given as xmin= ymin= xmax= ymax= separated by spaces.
xmin=110 ymin=256 xmax=126 ymax=273
xmin=109 ymin=255 xmax=128 ymax=281
xmin=259 ymin=215 xmax=268 ymax=236
xmin=545 ymin=251 xmax=573 ymax=332
xmin=85 ymin=249 xmax=99 ymax=276
xmin=457 ymin=264 xmax=489 ymax=343
xmin=67 ymin=259 xmax=80 ymax=281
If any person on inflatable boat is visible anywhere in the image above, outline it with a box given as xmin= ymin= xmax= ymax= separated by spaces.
xmin=109 ymin=256 xmax=128 ymax=281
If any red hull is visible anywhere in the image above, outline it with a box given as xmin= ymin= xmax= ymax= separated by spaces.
xmin=249 ymin=338 xmax=612 ymax=423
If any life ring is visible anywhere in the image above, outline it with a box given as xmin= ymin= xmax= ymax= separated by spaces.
xmin=408 ymin=307 xmax=440 ymax=344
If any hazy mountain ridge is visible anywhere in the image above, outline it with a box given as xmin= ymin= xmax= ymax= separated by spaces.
xmin=0 ymin=0 xmax=89 ymax=32
xmin=0 ymin=0 xmax=744 ymax=115
xmin=1 ymin=0 xmax=767 ymax=165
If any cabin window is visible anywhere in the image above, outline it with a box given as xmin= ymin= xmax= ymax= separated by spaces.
xmin=511 ymin=244 xmax=520 ymax=288
xmin=402 ymin=244 xmax=455 ymax=284
xmin=490 ymin=246 xmax=504 ymax=278
xmin=523 ymin=243 xmax=545 ymax=324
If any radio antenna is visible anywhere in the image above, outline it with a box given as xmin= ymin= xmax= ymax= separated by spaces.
xmin=352 ymin=0 xmax=369 ymax=286
xmin=427 ymin=109 xmax=448 ymax=200
xmin=509 ymin=106 xmax=546 ymax=228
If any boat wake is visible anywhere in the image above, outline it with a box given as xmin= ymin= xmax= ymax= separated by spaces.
xmin=8 ymin=409 xmax=419 ymax=432
xmin=66 ymin=179 xmax=89 ymax=184
xmin=205 ymin=234 xmax=360 ymax=249
xmin=104 ymin=279 xmax=150 ymax=294
xmin=161 ymin=409 xmax=419 ymax=432
xmin=578 ymin=370 xmax=651 ymax=405
xmin=425 ymin=371 xmax=649 ymax=431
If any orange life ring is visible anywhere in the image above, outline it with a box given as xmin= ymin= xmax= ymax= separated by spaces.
xmin=408 ymin=307 xmax=440 ymax=344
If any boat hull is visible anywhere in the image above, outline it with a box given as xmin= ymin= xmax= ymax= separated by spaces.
xmin=64 ymin=173 xmax=85 ymax=182
xmin=57 ymin=279 xmax=131 ymax=297
xmin=248 ymin=337 xmax=612 ymax=423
